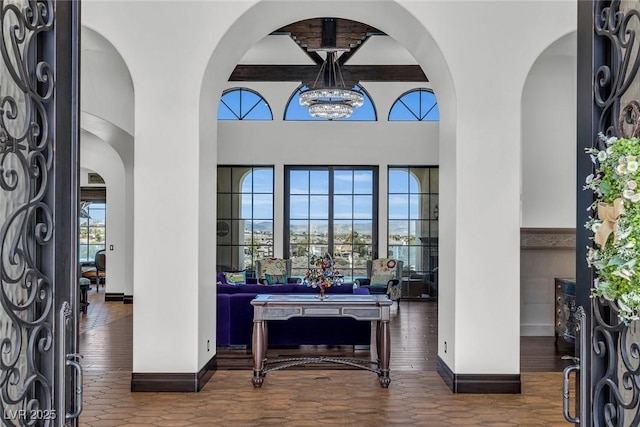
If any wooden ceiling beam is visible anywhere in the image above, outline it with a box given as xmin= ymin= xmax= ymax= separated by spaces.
xmin=228 ymin=65 xmax=428 ymax=85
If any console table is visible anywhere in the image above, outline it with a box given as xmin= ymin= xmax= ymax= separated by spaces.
xmin=250 ymin=294 xmax=393 ymax=388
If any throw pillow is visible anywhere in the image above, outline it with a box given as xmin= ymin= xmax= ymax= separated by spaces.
xmin=265 ymin=273 xmax=288 ymax=285
xmin=224 ymin=271 xmax=246 ymax=285
xmin=216 ymin=271 xmax=227 ymax=285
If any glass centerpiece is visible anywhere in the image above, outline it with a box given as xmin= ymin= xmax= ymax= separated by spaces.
xmin=302 ymin=253 xmax=343 ymax=299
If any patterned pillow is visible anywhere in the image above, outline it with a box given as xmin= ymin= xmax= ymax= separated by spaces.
xmin=224 ymin=271 xmax=246 ymax=285
xmin=370 ymin=259 xmax=398 ymax=285
xmin=265 ymin=273 xmax=288 ymax=285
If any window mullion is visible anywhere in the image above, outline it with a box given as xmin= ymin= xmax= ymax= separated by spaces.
xmin=328 ymin=167 xmax=334 ymax=256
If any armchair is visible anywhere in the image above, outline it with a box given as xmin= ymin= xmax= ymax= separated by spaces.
xmin=355 ymin=258 xmax=403 ymax=300
xmin=255 ymin=258 xmax=295 ymax=285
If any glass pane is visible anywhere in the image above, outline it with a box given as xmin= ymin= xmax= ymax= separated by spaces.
xmin=88 ymin=226 xmax=105 ymax=243
xmin=218 ymin=99 xmax=238 ymax=120
xmin=253 ymin=194 xmax=273 ymax=219
xmin=290 ymin=170 xmax=309 ymax=194
xmin=354 ymin=220 xmax=372 ymax=244
xmin=352 ymin=268 xmax=367 ymax=280
xmin=309 ymin=245 xmax=329 ymax=259
xmin=334 ymin=170 xmax=353 ymax=194
xmin=388 ymin=168 xmax=409 ymax=193
xmin=389 ymin=220 xmax=409 ymax=241
xmin=430 ymin=220 xmax=439 ymax=238
xmin=388 ymin=245 xmax=408 ymax=265
xmin=411 ymin=168 xmax=430 ymax=193
xmin=429 ymin=195 xmax=439 ymax=220
xmin=333 ymin=220 xmax=353 ymax=244
xmin=244 ymin=101 xmax=272 ymax=120
xmin=353 ymin=195 xmax=372 ymax=219
xmin=409 ymin=194 xmax=420 ymax=219
xmin=88 ymin=208 xmax=105 ymax=223
xmin=353 ymin=170 xmax=373 ymax=194
xmin=309 ymin=196 xmax=329 ymax=219
xmin=334 ymin=195 xmax=352 ymax=219
xmin=79 ymin=245 xmax=90 ymax=261
xmin=411 ymin=220 xmax=430 ymax=243
xmin=431 ymin=168 xmax=439 ymax=193
xmin=253 ymin=168 xmax=273 ymax=193
xmin=309 ymin=220 xmax=328 ymax=244
xmin=407 ymin=246 xmax=421 ymax=273
xmin=254 ymin=220 xmax=272 ymax=242
xmin=388 ymin=194 xmax=408 ymax=219
xmin=240 ymin=194 xmax=252 ymax=219
xmin=230 ymin=194 xmax=242 ymax=218
xmin=232 ymin=167 xmax=252 ymax=192
xmin=216 ymin=246 xmax=233 ymax=270
xmin=217 ymin=220 xmax=232 ymax=245
xmin=310 ymin=170 xmax=329 ymax=194
xmin=290 ymin=220 xmax=308 ymax=238
xmin=290 ymin=195 xmax=309 ymax=218
xmin=217 ymin=167 xmax=231 ymax=192
xmin=217 ymin=194 xmax=232 ymax=218
xmin=389 ymin=100 xmax=415 ymax=121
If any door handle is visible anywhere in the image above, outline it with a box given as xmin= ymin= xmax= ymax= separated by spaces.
xmin=65 ymin=353 xmax=84 ymax=420
xmin=562 ymin=360 xmax=580 ymax=424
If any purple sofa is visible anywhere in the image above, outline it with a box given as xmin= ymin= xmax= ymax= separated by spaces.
xmin=216 ymin=283 xmax=372 ymax=347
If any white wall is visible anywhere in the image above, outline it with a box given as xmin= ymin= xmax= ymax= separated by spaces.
xmin=520 ymin=33 xmax=577 ymax=336
xmin=81 ymin=0 xmax=578 ymax=378
xmin=522 ymin=33 xmax=577 ymax=229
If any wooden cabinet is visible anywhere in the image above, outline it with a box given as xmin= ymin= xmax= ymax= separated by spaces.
xmin=554 ymin=278 xmax=577 ymax=343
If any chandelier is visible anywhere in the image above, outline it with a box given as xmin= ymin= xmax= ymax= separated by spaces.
xmin=299 ymin=49 xmax=364 ymax=120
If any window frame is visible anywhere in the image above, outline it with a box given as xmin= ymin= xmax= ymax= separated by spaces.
xmin=388 ymin=88 xmax=439 ymax=122
xmin=284 ymin=165 xmax=379 ymax=280
xmin=218 ymin=87 xmax=273 ymax=121
xmin=216 ymin=165 xmax=275 ymax=275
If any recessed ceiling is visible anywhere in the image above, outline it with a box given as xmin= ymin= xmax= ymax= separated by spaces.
xmin=230 ymin=18 xmax=427 ymax=86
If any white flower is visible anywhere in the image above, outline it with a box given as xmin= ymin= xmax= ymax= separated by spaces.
xmin=624 ymin=189 xmax=635 ymax=199
xmin=607 ymin=147 xmax=614 ymax=155
xmin=629 ymin=180 xmax=638 ymax=190
xmin=591 ymin=155 xmax=597 ymax=164
xmin=591 ymin=222 xmax=601 ymax=233
xmin=628 ymin=161 xmax=639 ymax=172
xmin=608 ymin=136 xmax=618 ymax=145
xmin=586 ymin=174 xmax=594 ymax=184
xmin=598 ymin=151 xmax=608 ymax=162
xmin=631 ymin=193 xmax=640 ymax=203
xmin=617 ymin=163 xmax=628 ymax=175
xmin=629 ymin=155 xmax=637 ymax=162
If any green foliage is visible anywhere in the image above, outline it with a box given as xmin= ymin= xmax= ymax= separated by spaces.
xmin=585 ymin=133 xmax=640 ymax=323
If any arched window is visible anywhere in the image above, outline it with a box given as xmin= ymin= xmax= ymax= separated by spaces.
xmin=388 ymin=88 xmax=439 ymax=121
xmin=218 ymin=88 xmax=273 ymax=120
xmin=284 ymin=84 xmax=377 ymax=121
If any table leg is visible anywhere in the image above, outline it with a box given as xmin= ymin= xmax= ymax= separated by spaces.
xmin=378 ymin=320 xmax=391 ymax=388
xmin=252 ymin=320 xmax=266 ymax=387
xmin=375 ymin=320 xmax=382 ymax=363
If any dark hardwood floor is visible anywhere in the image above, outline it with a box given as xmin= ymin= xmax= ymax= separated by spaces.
xmin=78 ymin=290 xmax=575 ymax=426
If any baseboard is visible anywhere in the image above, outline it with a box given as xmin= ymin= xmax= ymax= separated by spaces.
xmin=104 ymin=292 xmax=124 ymax=302
xmin=131 ymin=355 xmax=217 ymax=392
xmin=520 ymin=324 xmax=554 ymax=336
xmin=123 ymin=295 xmax=133 ymax=304
xmin=436 ymin=356 xmax=521 ymax=394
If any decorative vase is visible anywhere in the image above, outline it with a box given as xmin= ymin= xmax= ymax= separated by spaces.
xmin=318 ymin=286 xmax=326 ymax=299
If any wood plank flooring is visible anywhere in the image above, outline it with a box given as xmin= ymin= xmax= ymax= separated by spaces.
xmin=78 ymin=289 xmax=575 ymax=426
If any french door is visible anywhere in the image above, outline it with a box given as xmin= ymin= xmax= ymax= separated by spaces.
xmin=574 ymin=1 xmax=640 ymax=425
xmin=0 ymin=1 xmax=81 ymax=425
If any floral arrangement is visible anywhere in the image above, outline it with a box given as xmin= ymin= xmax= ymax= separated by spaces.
xmin=585 ymin=133 xmax=640 ymax=323
xmin=302 ymin=253 xmax=343 ymax=296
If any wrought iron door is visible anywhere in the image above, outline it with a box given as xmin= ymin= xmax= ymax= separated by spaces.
xmin=575 ymin=1 xmax=640 ymax=425
xmin=0 ymin=1 xmax=81 ymax=426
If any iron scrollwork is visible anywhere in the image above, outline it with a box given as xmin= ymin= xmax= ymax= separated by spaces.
xmin=0 ymin=1 xmax=55 ymax=426
xmin=591 ymin=1 xmax=640 ymax=425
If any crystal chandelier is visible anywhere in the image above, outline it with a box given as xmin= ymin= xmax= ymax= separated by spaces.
xmin=299 ymin=50 xmax=364 ymax=120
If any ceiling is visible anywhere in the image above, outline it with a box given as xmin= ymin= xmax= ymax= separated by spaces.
xmin=229 ymin=18 xmax=428 ymax=87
